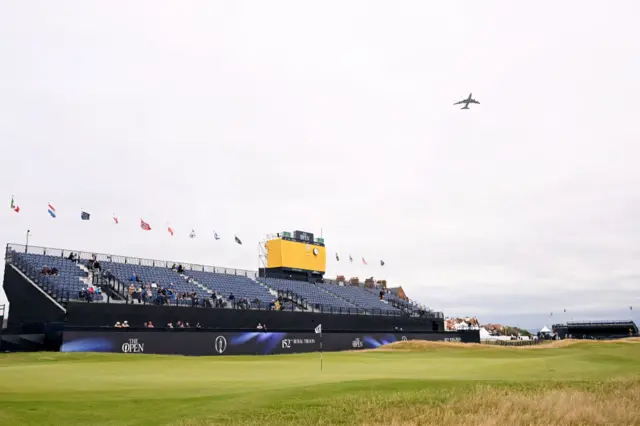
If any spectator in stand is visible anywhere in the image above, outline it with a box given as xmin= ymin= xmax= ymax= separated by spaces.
xmin=196 ymin=322 xmax=202 ymax=329
xmin=256 ymin=323 xmax=263 ymax=331
xmin=147 ymin=321 xmax=154 ymax=328
xmin=122 ymin=321 xmax=130 ymax=328
xmin=167 ymin=322 xmax=174 ymax=329
xmin=68 ymin=252 xmax=77 ymax=262
xmin=114 ymin=321 xmax=122 ymax=328
xmin=42 ymin=265 xmax=49 ymax=275
xmin=185 ymin=322 xmax=191 ymax=328
xmin=128 ymin=283 xmax=135 ymax=301
xmin=177 ymin=264 xmax=184 ymax=274
xmin=49 ymin=267 xmax=59 ymax=276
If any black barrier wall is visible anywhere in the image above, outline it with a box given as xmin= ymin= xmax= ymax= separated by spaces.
xmin=61 ymin=330 xmax=479 ymax=356
xmin=2 ymin=265 xmax=66 ymax=332
xmin=64 ymin=302 xmax=444 ymax=332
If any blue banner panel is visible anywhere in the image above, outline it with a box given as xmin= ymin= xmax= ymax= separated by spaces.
xmin=61 ymin=330 xmax=479 ymax=356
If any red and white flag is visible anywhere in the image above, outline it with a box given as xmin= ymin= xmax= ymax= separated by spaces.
xmin=362 ymin=257 xmax=367 ymax=265
xmin=168 ymin=226 xmax=174 ymax=236
xmin=113 ymin=214 xmax=119 ymax=224
xmin=140 ymin=219 xmax=151 ymax=231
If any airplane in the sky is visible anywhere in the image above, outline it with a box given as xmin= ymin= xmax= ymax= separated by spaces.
xmin=454 ymin=93 xmax=480 ymax=109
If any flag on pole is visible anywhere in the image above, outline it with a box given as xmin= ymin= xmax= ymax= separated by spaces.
xmin=140 ymin=219 xmax=151 ymax=231
xmin=214 ymin=231 xmax=220 ymax=240
xmin=362 ymin=257 xmax=367 ymax=265
xmin=315 ymin=324 xmax=322 ymax=334
xmin=10 ymin=196 xmax=19 ymax=213
xmin=349 ymin=255 xmax=353 ymax=263
xmin=189 ymin=229 xmax=196 ymax=239
xmin=235 ymin=235 xmax=242 ymax=245
xmin=112 ymin=214 xmax=119 ymax=224
xmin=380 ymin=260 xmax=385 ymax=266
xmin=335 ymin=253 xmax=340 ymax=261
xmin=167 ymin=226 xmax=174 ymax=236
xmin=81 ymin=211 xmax=90 ymax=220
xmin=47 ymin=203 xmax=56 ymax=218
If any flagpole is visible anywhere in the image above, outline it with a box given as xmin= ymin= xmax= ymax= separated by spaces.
xmin=320 ymin=330 xmax=323 ymax=371
xmin=25 ymin=230 xmax=30 ymax=253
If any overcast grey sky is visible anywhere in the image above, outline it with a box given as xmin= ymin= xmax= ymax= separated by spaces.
xmin=1 ymin=1 xmax=639 ymax=329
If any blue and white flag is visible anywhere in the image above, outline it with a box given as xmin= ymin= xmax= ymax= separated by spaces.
xmin=314 ymin=324 xmax=322 ymax=334
xmin=214 ymin=231 xmax=220 ymax=240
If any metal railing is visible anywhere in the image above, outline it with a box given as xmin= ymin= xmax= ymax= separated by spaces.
xmin=6 ymin=243 xmax=257 ymax=279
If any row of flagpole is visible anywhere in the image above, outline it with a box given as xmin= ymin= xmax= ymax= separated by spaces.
xmin=8 ymin=195 xmax=386 ymax=266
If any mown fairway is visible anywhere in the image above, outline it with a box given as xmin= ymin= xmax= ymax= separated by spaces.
xmin=0 ymin=340 xmax=639 ymax=425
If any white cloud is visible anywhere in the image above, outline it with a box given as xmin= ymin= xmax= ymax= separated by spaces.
xmin=1 ymin=1 xmax=639 ymax=328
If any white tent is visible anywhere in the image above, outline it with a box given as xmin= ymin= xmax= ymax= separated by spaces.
xmin=540 ymin=326 xmax=552 ymax=334
xmin=479 ymin=327 xmax=492 ymax=339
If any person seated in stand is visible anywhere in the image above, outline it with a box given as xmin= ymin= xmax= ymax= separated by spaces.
xmin=42 ymin=265 xmax=49 ymax=275
xmin=114 ymin=321 xmax=122 ymax=328
xmin=68 ymin=252 xmax=76 ymax=262
xmin=166 ymin=322 xmax=174 ymax=329
xmin=177 ymin=264 xmax=184 ymax=274
xmin=48 ymin=267 xmax=59 ymax=276
xmin=256 ymin=323 xmax=263 ymax=331
xmin=122 ymin=320 xmax=130 ymax=328
xmin=147 ymin=321 xmax=154 ymax=328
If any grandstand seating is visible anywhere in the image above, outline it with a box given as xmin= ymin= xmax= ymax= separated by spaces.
xmin=101 ymin=262 xmax=211 ymax=299
xmin=5 ymin=245 xmax=431 ymax=318
xmin=10 ymin=251 xmax=102 ymax=301
xmin=320 ymin=283 xmax=401 ymax=312
xmin=185 ymin=270 xmax=274 ymax=304
xmin=371 ymin=288 xmax=420 ymax=313
xmin=258 ymin=277 xmax=355 ymax=310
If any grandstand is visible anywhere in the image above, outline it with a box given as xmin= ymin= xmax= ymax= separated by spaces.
xmin=3 ymin=243 xmax=444 ymax=335
xmin=553 ymin=320 xmax=638 ymax=339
